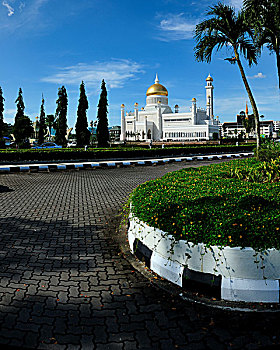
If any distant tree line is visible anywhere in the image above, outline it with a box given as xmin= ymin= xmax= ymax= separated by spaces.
xmin=0 ymin=80 xmax=109 ymax=148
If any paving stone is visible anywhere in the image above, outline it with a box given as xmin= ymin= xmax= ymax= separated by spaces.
xmin=94 ymin=325 xmax=108 ymax=343
xmin=96 ymin=343 xmax=123 ymax=350
xmin=205 ymin=337 xmax=227 ymax=350
xmin=123 ymin=341 xmax=138 ymax=350
xmin=108 ymin=332 xmax=135 ymax=343
xmin=0 ymin=162 xmax=279 ymax=349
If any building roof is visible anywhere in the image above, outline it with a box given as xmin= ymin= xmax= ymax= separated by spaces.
xmin=146 ymin=74 xmax=168 ymax=97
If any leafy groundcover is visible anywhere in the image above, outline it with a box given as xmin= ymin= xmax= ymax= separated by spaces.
xmin=130 ymin=158 xmax=280 ymax=251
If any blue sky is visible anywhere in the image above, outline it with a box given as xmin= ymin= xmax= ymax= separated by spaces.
xmin=1 ymin=0 xmax=279 ymax=128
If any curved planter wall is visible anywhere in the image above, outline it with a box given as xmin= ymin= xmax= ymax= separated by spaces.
xmin=128 ymin=214 xmax=280 ymax=303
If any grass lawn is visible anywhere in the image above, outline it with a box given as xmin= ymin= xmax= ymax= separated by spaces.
xmin=130 ymin=158 xmax=280 ymax=250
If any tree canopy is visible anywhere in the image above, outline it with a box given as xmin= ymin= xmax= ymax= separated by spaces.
xmin=14 ymin=88 xmax=33 ymax=146
xmin=244 ymin=0 xmax=280 ymax=89
xmin=13 ymin=115 xmax=33 ymax=147
xmin=0 ymin=87 xmax=5 ymax=147
xmin=15 ymin=88 xmax=25 ymax=122
xmin=96 ymin=80 xmax=109 ymax=148
xmin=75 ymin=81 xmax=90 ymax=147
xmin=194 ymin=2 xmax=261 ymax=153
xmin=54 ymin=86 xmax=68 ymax=147
xmin=38 ymin=95 xmax=46 ymax=145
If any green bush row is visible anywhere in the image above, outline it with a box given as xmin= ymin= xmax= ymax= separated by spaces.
xmin=0 ymin=144 xmax=254 ymax=162
xmin=255 ymin=140 xmax=280 ymax=161
xmin=130 ymin=158 xmax=280 ymax=250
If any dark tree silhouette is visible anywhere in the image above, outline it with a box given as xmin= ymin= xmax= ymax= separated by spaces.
xmin=75 ymin=81 xmax=90 ymax=147
xmin=38 ymin=95 xmax=47 ymax=145
xmin=55 ymin=86 xmax=68 ymax=147
xmin=0 ymin=87 xmax=5 ymax=147
xmin=96 ymin=80 xmax=109 ymax=148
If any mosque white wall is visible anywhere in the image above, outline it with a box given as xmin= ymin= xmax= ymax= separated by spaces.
xmin=121 ymin=75 xmax=218 ymax=141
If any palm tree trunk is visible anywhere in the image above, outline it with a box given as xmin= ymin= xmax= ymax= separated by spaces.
xmin=234 ymin=49 xmax=260 ymax=157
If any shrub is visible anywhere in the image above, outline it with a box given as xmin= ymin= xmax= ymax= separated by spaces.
xmin=130 ymin=158 xmax=280 ymax=250
xmin=228 ymin=157 xmax=280 ymax=183
xmin=0 ymin=144 xmax=254 ymax=162
xmin=256 ymin=140 xmax=280 ymax=161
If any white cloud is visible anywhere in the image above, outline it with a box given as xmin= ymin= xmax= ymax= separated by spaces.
xmin=19 ymin=2 xmax=25 ymax=12
xmin=3 ymin=108 xmax=16 ymax=124
xmin=2 ymin=1 xmax=14 ymax=16
xmin=157 ymin=13 xmax=198 ymax=41
xmin=41 ymin=59 xmax=145 ymax=90
xmin=0 ymin=0 xmax=48 ymax=31
xmin=4 ymin=108 xmax=16 ymax=115
xmin=227 ymin=0 xmax=243 ymax=9
xmin=249 ymin=72 xmax=266 ymax=79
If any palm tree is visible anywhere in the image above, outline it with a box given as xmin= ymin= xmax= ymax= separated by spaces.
xmin=243 ymin=0 xmax=280 ymax=89
xmin=194 ymin=2 xmax=261 ymax=154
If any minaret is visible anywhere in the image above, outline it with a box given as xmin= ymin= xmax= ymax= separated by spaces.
xmin=120 ymin=104 xmax=126 ymax=141
xmin=157 ymin=101 xmax=162 ymax=140
xmin=205 ymin=74 xmax=214 ymax=120
xmin=134 ymin=102 xmax=139 ymax=122
xmin=144 ymin=116 xmax=148 ymax=140
xmin=191 ymin=98 xmax=197 ymax=125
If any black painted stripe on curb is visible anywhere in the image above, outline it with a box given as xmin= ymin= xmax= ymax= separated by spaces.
xmin=182 ymin=267 xmax=222 ymax=300
xmin=131 ymin=235 xmax=223 ymax=299
xmin=133 ymin=238 xmax=152 ymax=269
xmin=0 ymin=152 xmax=254 ymax=174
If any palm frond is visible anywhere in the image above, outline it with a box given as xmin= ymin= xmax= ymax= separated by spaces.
xmin=194 ymin=33 xmax=230 ymax=63
xmin=237 ymin=37 xmax=258 ymax=66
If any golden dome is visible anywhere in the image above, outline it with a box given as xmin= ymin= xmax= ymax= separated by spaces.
xmin=192 ymin=98 xmax=196 ymax=102
xmin=146 ymin=74 xmax=168 ymax=97
xmin=206 ymin=74 xmax=213 ymax=82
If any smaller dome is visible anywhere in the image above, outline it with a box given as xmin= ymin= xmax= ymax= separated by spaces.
xmin=192 ymin=98 xmax=196 ymax=102
xmin=206 ymin=74 xmax=213 ymax=82
xmin=121 ymin=104 xmax=125 ymax=107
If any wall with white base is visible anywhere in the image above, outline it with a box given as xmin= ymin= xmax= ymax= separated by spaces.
xmin=128 ymin=215 xmax=280 ymax=303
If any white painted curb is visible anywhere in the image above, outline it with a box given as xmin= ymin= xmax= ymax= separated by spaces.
xmin=128 ymin=215 xmax=280 ymax=303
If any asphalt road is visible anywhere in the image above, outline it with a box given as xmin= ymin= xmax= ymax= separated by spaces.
xmin=0 ymin=160 xmax=279 ymax=350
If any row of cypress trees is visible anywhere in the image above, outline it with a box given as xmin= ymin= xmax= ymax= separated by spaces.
xmin=43 ymin=79 xmax=109 ymax=148
xmin=0 ymin=79 xmax=109 ymax=148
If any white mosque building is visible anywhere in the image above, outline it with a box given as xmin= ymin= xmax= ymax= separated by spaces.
xmin=120 ymin=74 xmax=220 ymax=142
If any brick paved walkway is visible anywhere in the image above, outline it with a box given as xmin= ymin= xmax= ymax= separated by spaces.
xmin=0 ymin=161 xmax=279 ymax=350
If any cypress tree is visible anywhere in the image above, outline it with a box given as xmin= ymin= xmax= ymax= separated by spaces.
xmin=15 ymin=88 xmax=25 ymax=122
xmin=38 ymin=94 xmax=46 ymax=145
xmin=13 ymin=115 xmax=33 ymax=148
xmin=14 ymin=88 xmax=31 ymax=146
xmin=0 ymin=87 xmax=5 ymax=147
xmin=55 ymin=86 xmax=68 ymax=147
xmin=96 ymin=79 xmax=109 ymax=148
xmin=75 ymin=81 xmax=90 ymax=147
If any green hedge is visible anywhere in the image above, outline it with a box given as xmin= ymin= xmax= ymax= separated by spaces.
xmin=0 ymin=144 xmax=254 ymax=162
xmin=130 ymin=158 xmax=280 ymax=250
